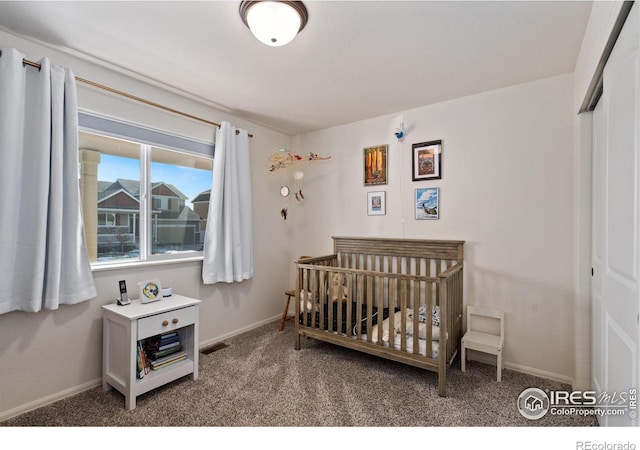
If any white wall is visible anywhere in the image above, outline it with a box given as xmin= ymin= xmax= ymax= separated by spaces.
xmin=290 ymin=74 xmax=577 ymax=382
xmin=0 ymin=30 xmax=293 ymax=419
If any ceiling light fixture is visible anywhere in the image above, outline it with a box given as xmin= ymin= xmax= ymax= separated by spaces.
xmin=239 ymin=1 xmax=308 ymax=47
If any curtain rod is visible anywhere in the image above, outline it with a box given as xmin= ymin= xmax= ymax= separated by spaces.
xmin=22 ymin=57 xmax=253 ymax=138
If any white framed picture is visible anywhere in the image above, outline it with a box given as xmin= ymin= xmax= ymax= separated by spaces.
xmin=415 ymin=187 xmax=439 ymax=220
xmin=367 ymin=191 xmax=386 ymax=216
xmin=139 ymin=279 xmax=162 ymax=303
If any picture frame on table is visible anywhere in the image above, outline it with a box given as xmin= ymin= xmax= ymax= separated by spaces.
xmin=367 ymin=191 xmax=386 ymax=216
xmin=364 ymin=144 xmax=388 ymax=186
xmin=412 ymin=140 xmax=442 ymax=181
xmin=138 ymin=279 xmax=162 ymax=304
xmin=415 ymin=187 xmax=439 ymax=220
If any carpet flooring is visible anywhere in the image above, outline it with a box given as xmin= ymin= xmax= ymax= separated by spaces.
xmin=1 ymin=320 xmax=598 ymax=427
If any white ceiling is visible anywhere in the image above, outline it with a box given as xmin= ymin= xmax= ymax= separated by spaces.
xmin=0 ymin=1 xmax=593 ymax=136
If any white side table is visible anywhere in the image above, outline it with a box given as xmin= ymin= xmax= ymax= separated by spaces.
xmin=102 ymin=295 xmax=201 ymax=410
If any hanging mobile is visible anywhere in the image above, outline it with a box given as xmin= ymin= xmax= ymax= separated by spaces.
xmin=280 ymin=185 xmax=290 ymax=220
xmin=293 ymin=170 xmax=305 ymax=202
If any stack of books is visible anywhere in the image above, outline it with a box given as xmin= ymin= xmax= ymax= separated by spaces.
xmin=144 ymin=331 xmax=187 ymax=371
xmin=137 ymin=341 xmax=150 ymax=379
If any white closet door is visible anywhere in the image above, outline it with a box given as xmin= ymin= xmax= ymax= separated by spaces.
xmin=592 ymin=1 xmax=639 ymax=427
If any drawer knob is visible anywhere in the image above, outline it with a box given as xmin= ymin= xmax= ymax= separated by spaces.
xmin=162 ymin=320 xmax=169 ymax=326
xmin=172 ymin=318 xmax=179 ymax=324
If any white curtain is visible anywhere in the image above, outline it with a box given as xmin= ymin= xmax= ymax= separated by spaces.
xmin=0 ymin=48 xmax=96 ymax=314
xmin=202 ymin=121 xmax=254 ymax=283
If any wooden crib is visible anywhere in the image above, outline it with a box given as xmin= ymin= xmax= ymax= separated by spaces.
xmin=294 ymin=236 xmax=464 ymax=396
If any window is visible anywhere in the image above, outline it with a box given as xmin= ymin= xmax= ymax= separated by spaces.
xmin=78 ymin=112 xmax=214 ymax=266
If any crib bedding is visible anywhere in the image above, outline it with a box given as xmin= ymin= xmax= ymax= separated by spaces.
xmin=299 ymin=300 xmax=396 ymax=335
xmin=298 ymin=306 xmax=441 ymax=358
xmin=368 ymin=309 xmax=441 ymax=358
xmin=366 ymin=333 xmax=440 ymax=358
xmin=369 ymin=309 xmax=441 ymax=342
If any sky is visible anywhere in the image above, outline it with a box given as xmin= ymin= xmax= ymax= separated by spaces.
xmin=98 ymin=154 xmax=212 ymax=207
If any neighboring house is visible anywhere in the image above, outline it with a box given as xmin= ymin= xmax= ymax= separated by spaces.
xmin=97 ymin=178 xmax=204 ymax=255
xmin=191 ymin=189 xmax=210 ymax=233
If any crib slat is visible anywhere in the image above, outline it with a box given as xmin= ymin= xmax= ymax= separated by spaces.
xmin=328 ymin=271 xmax=335 ymax=333
xmin=299 ymin=268 xmax=305 ymax=326
xmin=426 ymin=282 xmax=433 ymax=359
xmin=389 ymin=277 xmax=397 ymax=345
xmin=303 ymin=268 xmax=310 ymax=327
xmin=425 ymin=260 xmax=433 ymax=358
xmin=356 ymin=273 xmax=364 ymax=338
xmin=426 ymin=258 xmax=432 ymax=306
xmin=337 ymin=271 xmax=344 ymax=334
xmin=438 ymin=278 xmax=448 ymax=397
xmin=366 ymin=275 xmax=373 ymax=343
xmin=319 ymin=270 xmax=326 ymax=331
xmin=346 ymin=272 xmax=353 ymax=337
xmin=413 ymin=278 xmax=420 ymax=355
xmin=435 ymin=259 xmax=442 ymax=317
xmin=377 ymin=274 xmax=384 ymax=345
xmin=306 ymin=269 xmax=313 ymax=328
xmin=449 ymin=271 xmax=454 ymax=362
xmin=400 ymin=278 xmax=407 ymax=352
xmin=393 ymin=256 xmax=405 ymax=314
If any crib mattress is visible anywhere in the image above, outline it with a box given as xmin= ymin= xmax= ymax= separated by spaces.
xmin=368 ymin=333 xmax=440 ymax=358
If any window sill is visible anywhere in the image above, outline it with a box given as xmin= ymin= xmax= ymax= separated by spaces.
xmin=91 ymin=255 xmax=203 ymax=273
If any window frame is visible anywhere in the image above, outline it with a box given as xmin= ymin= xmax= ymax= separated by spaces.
xmin=79 ymin=111 xmax=214 ymax=270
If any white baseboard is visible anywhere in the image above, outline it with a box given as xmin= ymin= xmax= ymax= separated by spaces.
xmin=504 ymin=361 xmax=574 ymax=386
xmin=467 ymin=352 xmax=574 ymax=386
xmin=198 ymin=314 xmax=282 ymax=352
xmin=0 ymin=377 xmax=102 ymax=422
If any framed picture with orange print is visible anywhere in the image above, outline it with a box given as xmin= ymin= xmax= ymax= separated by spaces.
xmin=363 ymin=144 xmax=388 ymax=186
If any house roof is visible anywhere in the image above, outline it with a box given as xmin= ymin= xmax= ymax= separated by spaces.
xmin=98 ymin=178 xmax=187 ymax=201
xmin=192 ymin=190 xmax=210 ymax=203
xmin=97 ymin=181 xmax=112 ymax=193
xmin=98 ymin=179 xmax=141 ymax=202
xmin=152 ymin=182 xmax=188 ymax=200
xmin=177 ymin=207 xmax=203 ymax=222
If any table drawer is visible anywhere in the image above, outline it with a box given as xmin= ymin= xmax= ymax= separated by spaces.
xmin=137 ymin=306 xmax=197 ymax=340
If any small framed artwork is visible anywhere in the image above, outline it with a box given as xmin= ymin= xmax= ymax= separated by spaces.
xmin=139 ymin=279 xmax=162 ymax=303
xmin=367 ymin=191 xmax=386 ymax=216
xmin=364 ymin=144 xmax=388 ymax=186
xmin=412 ymin=140 xmax=442 ymax=181
xmin=415 ymin=187 xmax=439 ymax=220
